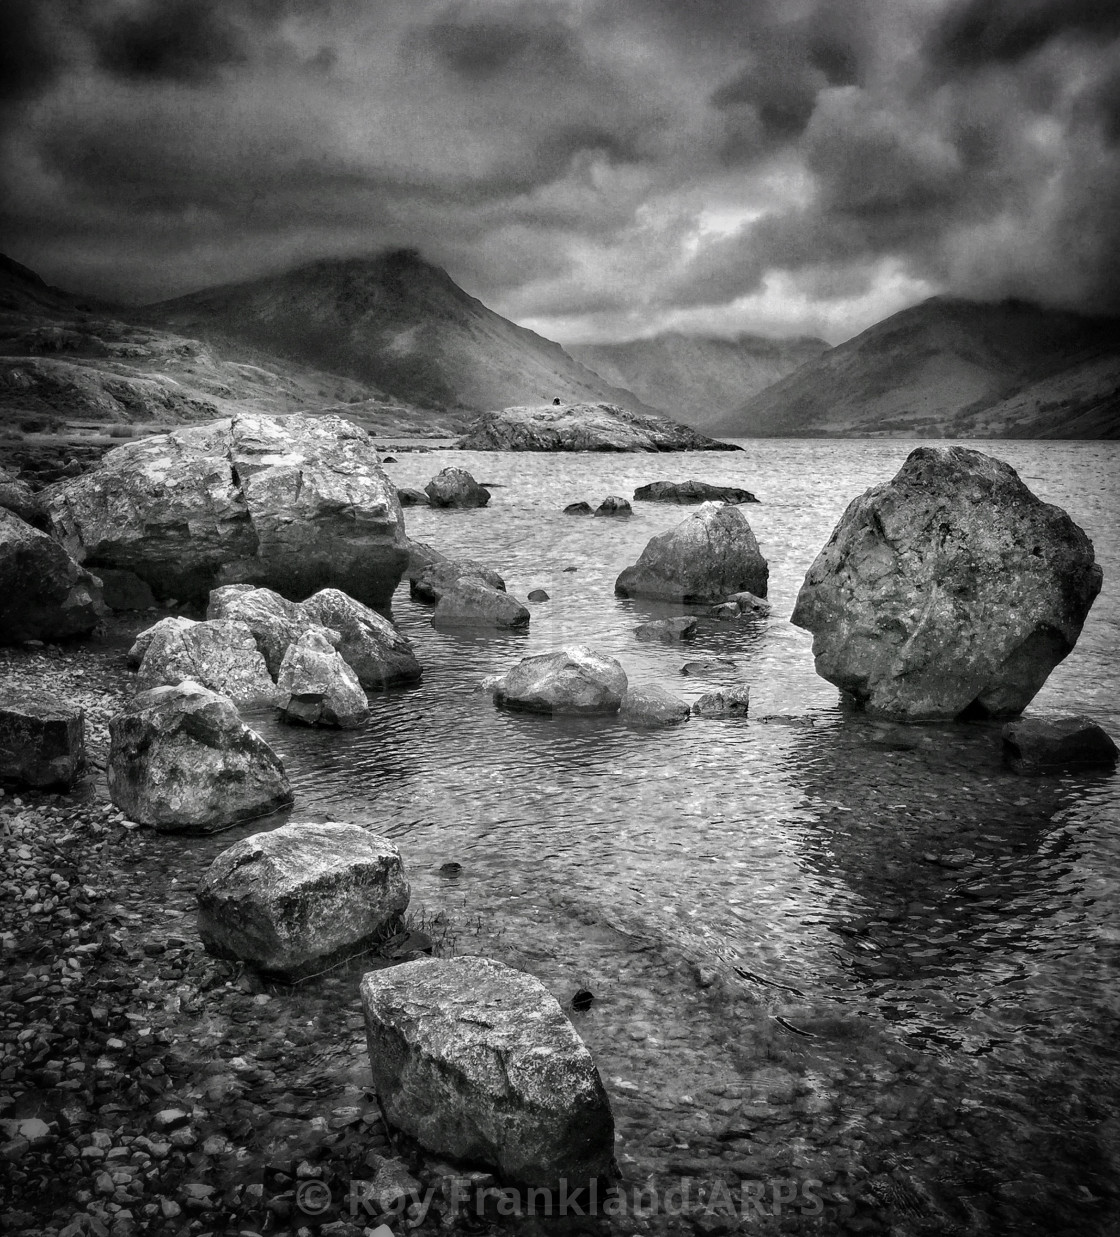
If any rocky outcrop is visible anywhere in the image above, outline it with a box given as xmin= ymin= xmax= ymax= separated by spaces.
xmin=133 ymin=618 xmax=279 ymax=704
xmin=409 ymin=559 xmax=506 ymax=604
xmin=43 ymin=413 xmax=409 ymax=610
xmin=619 ymin=685 xmax=691 ymax=727
xmin=0 ymin=691 xmax=85 ymax=788
xmin=432 ymin=580 xmax=529 ymax=629
xmin=424 ymin=468 xmax=490 ymax=508
xmin=492 ymin=647 xmax=626 ymax=715
xmin=594 ymin=496 xmax=632 ymax=517
xmin=615 ymin=502 xmax=769 ymax=603
xmin=791 ymin=447 xmax=1103 ymax=718
xmin=0 ymin=509 xmax=105 ymax=644
xmin=634 ymin=480 xmax=758 ymax=503
xmin=276 ymin=628 xmax=370 ymax=728
xmin=198 ymin=821 xmax=408 ymax=979
xmin=360 ymin=956 xmax=616 ymax=1186
xmin=692 ymin=686 xmax=751 ymax=716
xmin=1002 ymin=716 xmax=1118 ymax=773
xmin=107 ymin=681 xmax=293 ymax=832
xmin=635 ymin=617 xmax=697 ymax=643
xmin=456 ymin=402 xmax=739 ymax=452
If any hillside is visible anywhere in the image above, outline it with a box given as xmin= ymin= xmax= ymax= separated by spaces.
xmin=570 ymin=331 xmax=828 ymax=430
xmin=712 ymin=297 xmax=1120 ymax=439
xmin=145 ymin=249 xmax=650 ymax=415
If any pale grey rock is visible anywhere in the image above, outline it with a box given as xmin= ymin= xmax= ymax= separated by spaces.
xmin=709 ymin=602 xmax=740 ymax=620
xmin=0 ymin=691 xmax=85 ymax=788
xmin=615 ymin=501 xmax=768 ymax=603
xmin=198 ymin=821 xmax=407 ymax=979
xmin=619 ymin=685 xmax=691 ymax=728
xmin=134 ymin=618 xmax=279 ymax=704
xmin=360 ymin=956 xmax=615 ymax=1186
xmin=692 ymin=686 xmax=751 ymax=716
xmin=1002 ymin=716 xmax=1118 ymax=773
xmin=276 ymin=628 xmax=370 ymax=728
xmin=410 ymin=558 xmax=506 ymax=603
xmin=492 ymin=646 xmax=626 ymax=715
xmin=127 ymin=616 xmax=195 ymax=668
xmin=43 ymin=413 xmax=409 ymax=609
xmin=432 ymin=579 xmax=529 ymax=629
xmin=0 ymin=509 xmax=105 ymax=643
xmin=107 ymin=681 xmax=293 ymax=832
xmin=456 ymin=402 xmax=737 ymax=452
xmin=635 ymin=616 xmax=697 ymax=643
xmin=726 ymin=590 xmax=771 ymax=614
xmin=425 ymin=467 xmax=490 ymax=508
xmin=207 ymin=584 xmax=305 ymax=676
xmin=791 ymin=446 xmax=1102 ymax=718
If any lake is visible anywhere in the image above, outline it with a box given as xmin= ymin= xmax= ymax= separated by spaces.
xmin=236 ymin=438 xmax=1118 ymax=1234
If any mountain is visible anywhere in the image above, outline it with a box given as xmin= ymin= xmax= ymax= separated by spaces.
xmin=145 ymin=249 xmax=651 ymax=415
xmin=712 ymin=296 xmax=1120 ymax=439
xmin=570 ymin=331 xmax=828 ymax=430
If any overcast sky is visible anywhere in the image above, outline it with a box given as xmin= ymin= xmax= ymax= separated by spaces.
xmin=2 ymin=0 xmax=1118 ymax=345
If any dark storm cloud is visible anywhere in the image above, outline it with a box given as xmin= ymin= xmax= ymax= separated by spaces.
xmin=418 ymin=3 xmax=582 ymax=81
xmin=0 ymin=0 xmax=66 ymax=105
xmin=92 ymin=0 xmax=248 ymax=83
xmin=930 ymin=0 xmax=1120 ymax=69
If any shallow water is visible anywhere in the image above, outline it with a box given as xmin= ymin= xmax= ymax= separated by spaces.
xmin=166 ymin=441 xmax=1120 ymax=1232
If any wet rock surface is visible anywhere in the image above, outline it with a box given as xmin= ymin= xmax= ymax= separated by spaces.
xmin=692 ymin=686 xmax=751 ymax=717
xmin=1001 ymin=715 xmax=1118 ymax=772
xmin=635 ymin=617 xmax=697 ymax=644
xmin=792 ymin=446 xmax=1103 ymax=718
xmin=432 ymin=580 xmax=529 ymax=630
xmin=409 ymin=558 xmax=506 ymax=604
xmin=424 ymin=467 xmax=490 ymax=509
xmin=594 ymin=495 xmax=632 ymax=517
xmin=492 ymin=646 xmax=627 ymax=716
xmin=619 ymin=685 xmax=691 ymax=728
xmin=634 ymin=480 xmax=758 ymax=504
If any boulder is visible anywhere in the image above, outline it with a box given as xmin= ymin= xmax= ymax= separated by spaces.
xmin=134 ymin=618 xmax=279 ymax=704
xmin=301 ymin=589 xmax=422 ymax=689
xmin=276 ymin=628 xmax=370 ymax=728
xmin=93 ymin=567 xmax=157 ymax=611
xmin=634 ymin=480 xmax=758 ymax=504
xmin=594 ymin=496 xmax=632 ymax=517
xmin=43 ymin=413 xmax=409 ymax=610
xmin=396 ymin=487 xmax=430 ymax=507
xmin=0 ymin=509 xmax=105 ymax=643
xmin=455 ymin=402 xmax=738 ymax=452
xmin=410 ymin=558 xmax=506 ymax=603
xmin=614 ymin=502 xmax=768 ymax=603
xmin=432 ymin=580 xmax=530 ymax=629
xmin=425 ymin=468 xmax=490 ymax=508
xmin=107 ymin=681 xmax=293 ymax=832
xmin=527 ymin=589 xmax=549 ymax=602
xmin=0 ymin=691 xmax=85 ymax=788
xmin=791 ymin=447 xmax=1103 ymax=718
xmin=198 ymin=821 xmax=408 ymax=979
xmin=207 ymin=584 xmax=305 ymax=676
xmin=1002 ymin=716 xmax=1118 ymax=773
xmin=126 ymin=616 xmax=195 ymax=668
xmin=360 ymin=956 xmax=616 ymax=1186
xmin=0 ymin=469 xmax=47 ymax=528
xmin=634 ymin=617 xmax=697 ymax=643
xmin=620 ymin=685 xmax=691 ymax=728
xmin=692 ymin=686 xmax=751 ymax=717
xmin=492 ymin=647 xmax=626 ymax=716
xmin=406 ymin=539 xmax=447 ymax=576
xmin=563 ymin=502 xmax=593 ymax=515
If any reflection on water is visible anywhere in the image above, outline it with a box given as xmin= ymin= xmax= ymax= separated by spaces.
xmin=158 ymin=441 xmax=1118 ymax=1232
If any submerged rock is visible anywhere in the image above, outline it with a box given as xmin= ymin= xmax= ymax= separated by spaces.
xmin=594 ymin=495 xmax=632 ymax=517
xmin=410 ymin=558 xmax=506 ymax=603
xmin=634 ymin=480 xmax=758 ymax=504
xmin=396 ymin=487 xmax=430 ymax=507
xmin=791 ymin=446 xmax=1102 ymax=718
xmin=107 ymin=681 xmax=293 ymax=832
xmin=456 ymin=402 xmax=738 ymax=452
xmin=492 ymin=646 xmax=626 ymax=715
xmin=635 ymin=616 xmax=698 ymax=643
xmin=527 ymin=588 xmax=550 ymax=602
xmin=276 ymin=628 xmax=370 ymax=728
xmin=360 ymin=956 xmax=616 ymax=1186
xmin=425 ymin=467 xmax=490 ymax=508
xmin=0 ymin=691 xmax=85 ymax=789
xmin=1002 ymin=716 xmax=1118 ymax=773
xmin=43 ymin=412 xmax=409 ymax=610
xmin=133 ymin=618 xmax=279 ymax=704
xmin=198 ymin=821 xmax=408 ymax=979
xmin=563 ymin=501 xmax=593 ymax=515
xmin=615 ymin=501 xmax=768 ymax=603
xmin=0 ymin=509 xmax=105 ymax=644
xmin=432 ymin=579 xmax=529 ymax=629
xmin=620 ymin=685 xmax=691 ymax=728
xmin=726 ymin=590 xmax=771 ymax=615
xmin=692 ymin=686 xmax=750 ymax=716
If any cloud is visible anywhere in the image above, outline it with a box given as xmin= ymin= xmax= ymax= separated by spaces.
xmin=92 ymin=0 xmax=248 ymax=84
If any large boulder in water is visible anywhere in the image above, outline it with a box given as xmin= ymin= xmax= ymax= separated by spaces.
xmin=1001 ymin=716 xmax=1118 ymax=773
xmin=107 ymin=681 xmax=293 ymax=832
xmin=615 ymin=501 xmax=768 ymax=603
xmin=455 ymin=402 xmax=738 ymax=452
xmin=424 ymin=467 xmax=490 ymax=508
xmin=0 ymin=509 xmax=105 ymax=643
xmin=492 ymin=646 xmax=626 ymax=715
xmin=409 ymin=558 xmax=505 ymax=603
xmin=791 ymin=447 xmax=1103 ymax=719
xmin=42 ymin=413 xmax=409 ymax=610
xmin=432 ymin=579 xmax=530 ymax=629
xmin=198 ymin=822 xmax=408 ymax=979
xmin=133 ymin=618 xmax=279 ymax=704
xmin=276 ymin=628 xmax=370 ymax=728
xmin=360 ymin=956 xmax=616 ymax=1187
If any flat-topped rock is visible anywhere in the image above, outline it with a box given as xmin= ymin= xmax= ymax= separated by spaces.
xmin=432 ymin=579 xmax=529 ymax=629
xmin=455 ymin=403 xmax=739 ymax=452
xmin=1002 ymin=716 xmax=1118 ymax=773
xmin=0 ymin=691 xmax=85 ymax=789
xmin=409 ymin=558 xmax=506 ymax=603
xmin=634 ymin=480 xmax=758 ymax=503
xmin=360 ymin=956 xmax=615 ymax=1186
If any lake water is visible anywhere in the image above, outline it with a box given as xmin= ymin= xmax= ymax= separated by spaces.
xmin=236 ymin=439 xmax=1118 ymax=1234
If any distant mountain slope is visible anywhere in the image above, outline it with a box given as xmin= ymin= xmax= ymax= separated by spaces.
xmin=145 ymin=249 xmax=651 ymax=415
xmin=570 ymin=331 xmax=828 ymax=430
xmin=712 ymin=297 xmax=1120 ymax=439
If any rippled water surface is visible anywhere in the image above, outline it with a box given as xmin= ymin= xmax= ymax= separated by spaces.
xmin=234 ymin=440 xmax=1117 ymax=1233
